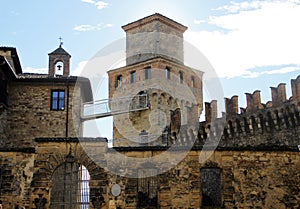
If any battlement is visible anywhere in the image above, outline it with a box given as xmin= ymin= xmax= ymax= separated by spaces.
xmin=192 ymin=75 xmax=300 ymax=150
xmin=206 ymin=75 xmax=300 ymax=121
xmin=118 ymin=75 xmax=300 ymax=150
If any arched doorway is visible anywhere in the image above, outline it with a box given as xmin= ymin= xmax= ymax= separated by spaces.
xmin=50 ymin=157 xmax=90 ymax=209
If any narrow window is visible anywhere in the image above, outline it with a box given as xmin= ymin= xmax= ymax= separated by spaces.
xmin=166 ymin=67 xmax=171 ymax=80
xmin=131 ymin=71 xmax=136 ymax=83
xmin=179 ymin=71 xmax=183 ymax=84
xmin=144 ymin=67 xmax=151 ymax=80
xmin=191 ymin=76 xmax=195 ymax=87
xmin=0 ymin=73 xmax=8 ymax=106
xmin=201 ymin=168 xmax=222 ymax=207
xmin=51 ymin=90 xmax=65 ymax=110
xmin=116 ymin=75 xmax=122 ymax=87
xmin=137 ymin=169 xmax=158 ymax=208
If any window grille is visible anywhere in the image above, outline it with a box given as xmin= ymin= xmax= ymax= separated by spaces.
xmin=137 ymin=169 xmax=158 ymax=208
xmin=50 ymin=163 xmax=90 ymax=209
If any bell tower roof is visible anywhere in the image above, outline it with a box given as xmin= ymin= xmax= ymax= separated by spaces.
xmin=48 ymin=45 xmax=71 ymax=57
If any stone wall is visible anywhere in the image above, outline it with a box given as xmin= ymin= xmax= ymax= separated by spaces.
xmin=105 ymin=150 xmax=300 ymax=209
xmin=2 ymin=82 xmax=83 ymax=149
xmin=0 ymin=150 xmax=35 ymax=208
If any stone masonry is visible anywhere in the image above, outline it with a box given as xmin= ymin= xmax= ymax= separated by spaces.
xmin=0 ymin=14 xmax=299 ymax=209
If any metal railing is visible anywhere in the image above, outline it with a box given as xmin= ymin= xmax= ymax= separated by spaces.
xmin=82 ymin=94 xmax=149 ymax=121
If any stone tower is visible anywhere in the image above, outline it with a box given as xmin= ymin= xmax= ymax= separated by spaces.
xmin=107 ymin=13 xmax=203 ymax=147
xmin=48 ymin=44 xmax=71 ymax=76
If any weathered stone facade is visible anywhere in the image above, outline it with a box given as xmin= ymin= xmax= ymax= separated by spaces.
xmin=0 ymin=13 xmax=300 ymax=209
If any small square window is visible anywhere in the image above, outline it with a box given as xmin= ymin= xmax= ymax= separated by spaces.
xmin=51 ymin=90 xmax=65 ymax=110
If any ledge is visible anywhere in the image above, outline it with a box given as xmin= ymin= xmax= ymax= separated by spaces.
xmin=35 ymin=137 xmax=107 ymax=143
xmin=0 ymin=147 xmax=35 ymax=153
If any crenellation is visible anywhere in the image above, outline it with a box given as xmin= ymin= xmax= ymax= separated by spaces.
xmin=271 ymin=83 xmax=287 ymax=107
xmin=245 ymin=90 xmax=263 ymax=113
xmin=291 ymin=75 xmax=300 ymax=101
xmin=204 ymin=100 xmax=217 ymax=123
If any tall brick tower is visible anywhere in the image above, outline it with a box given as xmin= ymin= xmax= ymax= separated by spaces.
xmin=107 ymin=13 xmax=203 ymax=147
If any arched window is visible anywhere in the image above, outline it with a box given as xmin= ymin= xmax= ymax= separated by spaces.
xmin=50 ymin=161 xmax=90 ymax=209
xmin=55 ymin=61 xmax=64 ymax=76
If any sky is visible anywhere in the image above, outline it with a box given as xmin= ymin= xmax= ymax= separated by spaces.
xmin=2 ymin=0 xmax=300 ymax=138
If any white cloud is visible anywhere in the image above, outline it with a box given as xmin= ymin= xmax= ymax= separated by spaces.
xmin=73 ymin=23 xmax=113 ymax=32
xmin=95 ymin=1 xmax=109 ymax=10
xmin=23 ymin=67 xmax=48 ymax=74
xmin=193 ymin=19 xmax=206 ymax=25
xmin=82 ymin=0 xmax=95 ymax=3
xmin=185 ymin=0 xmax=300 ymax=78
xmin=81 ymin=0 xmax=108 ymax=10
xmin=242 ymin=66 xmax=300 ymax=78
xmin=215 ymin=0 xmax=265 ymax=13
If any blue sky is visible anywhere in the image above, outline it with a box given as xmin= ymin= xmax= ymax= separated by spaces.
xmin=2 ymin=0 xmax=300 ymax=138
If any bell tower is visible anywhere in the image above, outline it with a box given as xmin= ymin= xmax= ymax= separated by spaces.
xmin=48 ymin=39 xmax=71 ymax=77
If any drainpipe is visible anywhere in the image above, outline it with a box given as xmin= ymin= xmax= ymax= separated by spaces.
xmin=66 ymin=82 xmax=69 ymax=138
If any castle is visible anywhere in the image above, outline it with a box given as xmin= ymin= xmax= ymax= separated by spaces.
xmin=0 ymin=13 xmax=299 ymax=209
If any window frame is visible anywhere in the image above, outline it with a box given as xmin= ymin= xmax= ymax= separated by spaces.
xmin=166 ymin=67 xmax=171 ymax=80
xmin=51 ymin=89 xmax=65 ymax=111
xmin=179 ymin=71 xmax=184 ymax=84
xmin=144 ymin=67 xmax=151 ymax=80
xmin=130 ymin=71 xmax=136 ymax=83
xmin=116 ymin=74 xmax=123 ymax=88
xmin=191 ymin=76 xmax=195 ymax=87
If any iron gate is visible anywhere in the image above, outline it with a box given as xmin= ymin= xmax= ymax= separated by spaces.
xmin=50 ymin=162 xmax=90 ymax=209
xmin=137 ymin=169 xmax=158 ymax=209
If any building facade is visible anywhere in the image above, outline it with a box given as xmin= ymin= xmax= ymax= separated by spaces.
xmin=0 ymin=13 xmax=299 ymax=209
